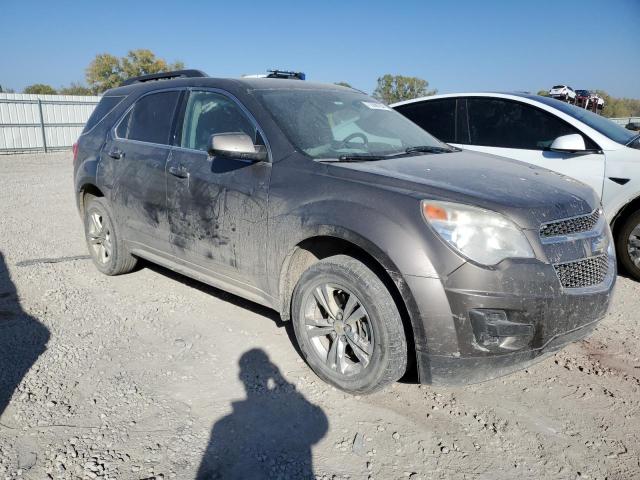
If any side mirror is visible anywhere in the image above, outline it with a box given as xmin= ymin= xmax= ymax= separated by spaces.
xmin=549 ymin=134 xmax=586 ymax=153
xmin=207 ymin=133 xmax=267 ymax=162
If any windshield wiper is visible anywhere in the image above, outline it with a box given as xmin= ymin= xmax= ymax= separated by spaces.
xmin=404 ymin=145 xmax=457 ymax=154
xmin=321 ymin=154 xmax=387 ymax=162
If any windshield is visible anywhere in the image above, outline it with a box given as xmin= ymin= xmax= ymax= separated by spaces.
xmin=255 ymin=88 xmax=447 ymax=159
xmin=534 ymin=95 xmax=636 ymax=145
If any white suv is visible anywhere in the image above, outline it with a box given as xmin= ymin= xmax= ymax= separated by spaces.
xmin=393 ymin=93 xmax=640 ymax=280
xmin=549 ymin=85 xmax=577 ymax=103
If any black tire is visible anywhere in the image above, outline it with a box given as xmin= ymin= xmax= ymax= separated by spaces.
xmin=616 ymin=210 xmax=640 ymax=281
xmin=291 ymin=255 xmax=408 ymax=394
xmin=84 ymin=196 xmax=137 ymax=276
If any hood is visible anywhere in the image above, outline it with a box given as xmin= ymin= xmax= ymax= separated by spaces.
xmin=326 ymin=149 xmax=598 ymax=230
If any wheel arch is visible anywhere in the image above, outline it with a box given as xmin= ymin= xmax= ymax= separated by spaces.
xmin=277 ymin=229 xmax=427 ymax=373
xmin=611 ymin=194 xmax=640 ymax=238
xmin=78 ymin=183 xmax=105 ymax=216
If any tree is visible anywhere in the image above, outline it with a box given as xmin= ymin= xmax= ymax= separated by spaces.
xmin=120 ymin=49 xmax=184 ymax=79
xmin=86 ymin=53 xmax=122 ymax=94
xmin=85 ymin=50 xmax=185 ymax=94
xmin=372 ymin=74 xmax=436 ymax=104
xmin=334 ymin=81 xmax=352 ymax=88
xmin=59 ymin=82 xmax=93 ymax=96
xmin=23 ymin=84 xmax=57 ymax=95
xmin=0 ymin=85 xmax=15 ymax=93
xmin=536 ymin=90 xmax=549 ymax=96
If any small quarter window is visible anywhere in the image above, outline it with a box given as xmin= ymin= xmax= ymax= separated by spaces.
xmin=83 ymin=96 xmax=123 ymax=133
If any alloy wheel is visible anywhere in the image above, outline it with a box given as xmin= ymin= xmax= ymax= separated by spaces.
xmin=629 ymin=223 xmax=640 ymax=267
xmin=303 ymin=283 xmax=375 ymax=376
xmin=87 ymin=211 xmax=113 ymax=264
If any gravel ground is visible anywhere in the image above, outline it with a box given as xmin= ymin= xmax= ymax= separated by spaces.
xmin=0 ymin=152 xmax=639 ymax=480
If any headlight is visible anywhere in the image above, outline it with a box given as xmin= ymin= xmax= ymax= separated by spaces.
xmin=421 ymin=200 xmax=535 ymax=266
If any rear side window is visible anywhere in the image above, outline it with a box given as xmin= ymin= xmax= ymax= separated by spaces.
xmin=395 ymin=99 xmax=456 ymax=143
xmin=466 ymin=98 xmax=597 ymax=150
xmin=83 ymin=96 xmax=123 ymax=133
xmin=116 ymin=91 xmax=180 ymax=145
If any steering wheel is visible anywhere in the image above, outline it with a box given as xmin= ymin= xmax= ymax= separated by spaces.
xmin=337 ymin=132 xmax=369 ymax=149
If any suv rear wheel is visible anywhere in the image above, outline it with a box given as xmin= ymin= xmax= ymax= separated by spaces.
xmin=291 ymin=255 xmax=407 ymax=394
xmin=617 ymin=210 xmax=640 ymax=281
xmin=84 ymin=196 xmax=137 ymax=276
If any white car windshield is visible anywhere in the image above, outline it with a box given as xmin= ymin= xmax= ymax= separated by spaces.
xmin=535 ymin=96 xmax=636 ymax=146
xmin=255 ymin=88 xmax=448 ymax=159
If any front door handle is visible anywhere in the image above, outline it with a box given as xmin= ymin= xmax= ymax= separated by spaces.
xmin=108 ymin=148 xmax=124 ymax=160
xmin=168 ymin=165 xmax=189 ymax=179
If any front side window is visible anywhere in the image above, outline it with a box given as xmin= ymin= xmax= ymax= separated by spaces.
xmin=116 ymin=91 xmax=180 ymax=145
xmin=466 ymin=98 xmax=595 ymax=150
xmin=394 ymin=99 xmax=456 ymax=143
xmin=180 ymin=91 xmax=257 ymax=152
xmin=255 ymin=88 xmax=447 ymax=159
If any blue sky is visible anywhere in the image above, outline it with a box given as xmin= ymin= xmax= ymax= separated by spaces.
xmin=1 ymin=0 xmax=639 ymax=97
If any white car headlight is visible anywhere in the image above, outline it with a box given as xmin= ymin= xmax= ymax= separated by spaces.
xmin=421 ymin=200 xmax=535 ymax=266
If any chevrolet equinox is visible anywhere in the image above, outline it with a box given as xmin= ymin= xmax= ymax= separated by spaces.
xmin=73 ymin=70 xmax=616 ymax=394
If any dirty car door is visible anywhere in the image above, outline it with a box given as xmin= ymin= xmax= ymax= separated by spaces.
xmin=166 ymin=90 xmax=271 ymax=288
xmin=101 ymin=90 xmax=181 ymax=251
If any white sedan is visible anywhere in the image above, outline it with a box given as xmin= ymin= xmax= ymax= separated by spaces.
xmin=549 ymin=85 xmax=577 ymax=103
xmin=392 ymin=92 xmax=640 ymax=280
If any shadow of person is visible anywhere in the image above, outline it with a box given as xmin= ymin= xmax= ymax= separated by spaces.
xmin=196 ymin=349 xmax=329 ymax=480
xmin=0 ymin=252 xmax=50 ymax=417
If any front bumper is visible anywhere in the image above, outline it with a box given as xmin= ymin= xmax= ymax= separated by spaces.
xmin=404 ymin=255 xmax=615 ymax=385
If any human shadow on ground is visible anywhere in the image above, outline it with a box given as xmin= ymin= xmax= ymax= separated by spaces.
xmin=0 ymin=252 xmax=50 ymax=417
xmin=196 ymin=348 xmax=329 ymax=480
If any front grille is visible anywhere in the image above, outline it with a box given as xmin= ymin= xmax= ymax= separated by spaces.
xmin=553 ymin=255 xmax=609 ymax=288
xmin=540 ymin=210 xmax=600 ymax=238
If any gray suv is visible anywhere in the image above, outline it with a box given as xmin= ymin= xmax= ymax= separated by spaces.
xmin=73 ymin=70 xmax=616 ymax=394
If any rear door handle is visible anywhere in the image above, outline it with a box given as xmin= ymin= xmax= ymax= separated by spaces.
xmin=108 ymin=148 xmax=124 ymax=160
xmin=168 ymin=165 xmax=189 ymax=179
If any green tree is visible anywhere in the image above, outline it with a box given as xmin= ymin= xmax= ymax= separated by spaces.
xmin=120 ymin=49 xmax=184 ymax=79
xmin=23 ymin=84 xmax=57 ymax=95
xmin=334 ymin=81 xmax=352 ymax=88
xmin=536 ymin=90 xmax=549 ymax=96
xmin=372 ymin=74 xmax=436 ymax=104
xmin=85 ymin=50 xmax=185 ymax=94
xmin=59 ymin=82 xmax=93 ymax=96
xmin=86 ymin=53 xmax=122 ymax=94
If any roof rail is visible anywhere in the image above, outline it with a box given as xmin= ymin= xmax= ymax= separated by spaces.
xmin=121 ymin=69 xmax=208 ymax=86
xmin=266 ymin=69 xmax=306 ymax=80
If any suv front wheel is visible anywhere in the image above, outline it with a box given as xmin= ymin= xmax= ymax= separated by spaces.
xmin=291 ymin=255 xmax=408 ymax=394
xmin=84 ymin=196 xmax=137 ymax=276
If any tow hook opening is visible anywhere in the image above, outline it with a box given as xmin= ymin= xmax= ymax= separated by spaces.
xmin=469 ymin=309 xmax=534 ymax=352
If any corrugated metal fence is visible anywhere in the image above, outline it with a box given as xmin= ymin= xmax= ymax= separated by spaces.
xmin=0 ymin=93 xmax=99 ymax=154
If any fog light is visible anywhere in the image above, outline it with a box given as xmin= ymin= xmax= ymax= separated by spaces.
xmin=469 ymin=309 xmax=534 ymax=352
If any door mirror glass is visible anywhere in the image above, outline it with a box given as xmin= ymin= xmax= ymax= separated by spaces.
xmin=549 ymin=133 xmax=586 ymax=153
xmin=208 ymin=133 xmax=267 ymax=162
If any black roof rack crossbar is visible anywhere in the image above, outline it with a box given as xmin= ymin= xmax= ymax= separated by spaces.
xmin=266 ymin=69 xmax=306 ymax=80
xmin=121 ymin=69 xmax=208 ymax=86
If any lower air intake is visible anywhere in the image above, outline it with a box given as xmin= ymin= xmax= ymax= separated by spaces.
xmin=553 ymin=255 xmax=609 ymax=289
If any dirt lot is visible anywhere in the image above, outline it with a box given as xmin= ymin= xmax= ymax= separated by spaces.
xmin=0 ymin=152 xmax=639 ymax=480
